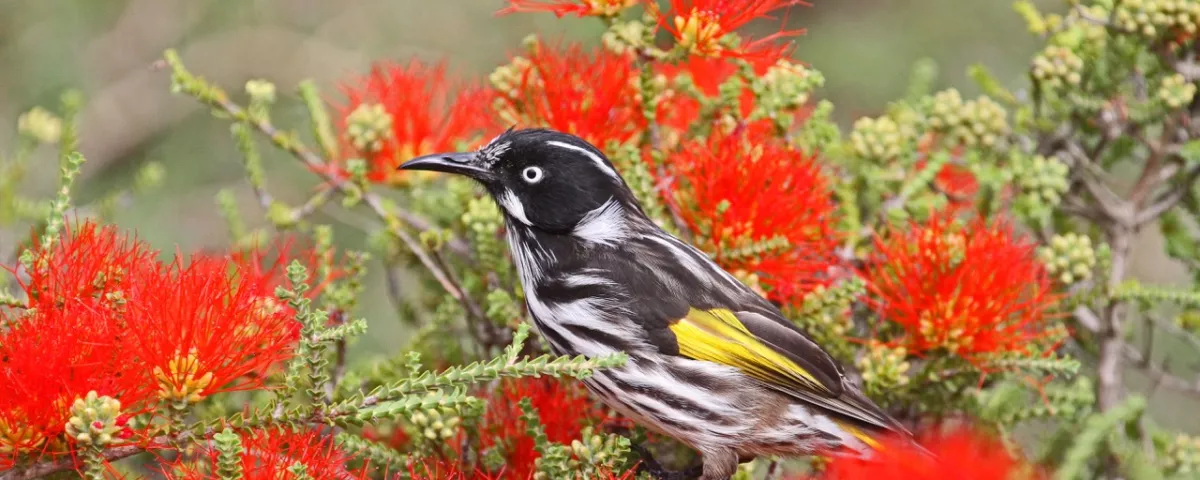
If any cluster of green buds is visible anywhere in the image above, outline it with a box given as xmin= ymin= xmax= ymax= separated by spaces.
xmin=1031 ymin=45 xmax=1084 ymax=89
xmin=485 ymin=288 xmax=522 ymax=327
xmin=534 ymin=427 xmax=631 ymax=480
xmin=16 ymin=106 xmax=63 ymax=144
xmin=1010 ymin=153 xmax=1070 ymax=222
xmin=1158 ymin=73 xmax=1197 ymax=110
xmin=1114 ymin=0 xmax=1200 ymax=37
xmin=793 ymin=280 xmax=863 ymax=363
xmin=344 ymin=103 xmax=394 ymax=154
xmin=926 ymin=89 xmax=1009 ymax=149
xmin=1037 ymin=233 xmax=1097 ymax=285
xmin=1176 ymin=310 xmax=1200 ymax=333
xmin=244 ymin=79 xmax=277 ymax=122
xmin=1164 ymin=433 xmax=1200 ymax=475
xmin=489 ymin=55 xmax=534 ymax=101
xmin=409 ymin=406 xmax=463 ymax=441
xmin=461 ymin=196 xmax=508 ymax=272
xmin=848 ymin=116 xmax=909 ymax=162
xmin=64 ymin=391 xmax=131 ymax=447
xmin=601 ymin=19 xmax=649 ymax=56
xmin=752 ymin=59 xmax=822 ymax=118
xmin=856 ymin=341 xmax=911 ymax=399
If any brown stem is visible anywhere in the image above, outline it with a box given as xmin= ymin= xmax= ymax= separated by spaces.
xmin=1097 ymin=215 xmax=1134 ymax=414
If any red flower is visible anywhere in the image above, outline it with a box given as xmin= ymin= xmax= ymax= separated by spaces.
xmin=662 ymin=127 xmax=839 ymax=305
xmin=494 ymin=41 xmax=643 ymax=149
xmin=125 ymin=253 xmax=299 ymax=405
xmin=862 ymin=213 xmax=1059 ymax=360
xmin=814 ymin=428 xmax=1044 ymax=480
xmin=498 ymin=0 xmax=639 ymax=17
xmin=165 ymin=427 xmax=375 ymax=479
xmin=334 ymin=59 xmax=493 ymax=185
xmin=17 ymin=219 xmax=160 ymax=312
xmin=0 ymin=303 xmax=150 ymax=465
xmin=646 ymin=0 xmax=809 ymax=59
xmin=406 ymin=459 xmax=499 ymax=480
xmin=476 ymin=377 xmax=612 ymax=479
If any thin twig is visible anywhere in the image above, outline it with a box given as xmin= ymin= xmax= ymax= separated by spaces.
xmin=1137 ymin=164 xmax=1200 ymax=225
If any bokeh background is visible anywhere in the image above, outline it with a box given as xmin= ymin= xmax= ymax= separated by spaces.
xmin=3 ymin=0 xmax=1196 ymax=434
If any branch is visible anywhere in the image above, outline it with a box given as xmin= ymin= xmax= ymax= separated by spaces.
xmin=1123 ymin=344 xmax=1200 ymax=397
xmin=1137 ymin=164 xmax=1200 ymax=225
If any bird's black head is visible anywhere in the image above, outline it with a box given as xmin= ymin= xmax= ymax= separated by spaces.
xmin=399 ymin=128 xmax=637 ymax=233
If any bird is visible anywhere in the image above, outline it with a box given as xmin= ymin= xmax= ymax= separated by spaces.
xmin=399 ymin=127 xmax=914 ymax=480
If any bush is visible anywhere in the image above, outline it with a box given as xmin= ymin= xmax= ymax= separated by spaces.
xmin=1 ymin=0 xmax=1200 ymax=479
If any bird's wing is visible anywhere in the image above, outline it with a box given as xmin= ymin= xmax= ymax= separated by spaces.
xmin=667 ymin=307 xmax=906 ymax=438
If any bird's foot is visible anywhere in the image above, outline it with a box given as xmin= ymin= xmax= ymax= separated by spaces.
xmin=630 ymin=444 xmax=703 ymax=480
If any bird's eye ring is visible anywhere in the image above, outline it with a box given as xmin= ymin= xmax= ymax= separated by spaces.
xmin=522 ymin=166 xmax=544 ymax=184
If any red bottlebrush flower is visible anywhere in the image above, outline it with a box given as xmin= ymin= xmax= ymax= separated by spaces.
xmin=477 ymin=377 xmax=611 ymax=479
xmin=406 ymin=459 xmax=499 ymax=480
xmin=334 ymin=59 xmax=493 ymax=185
xmin=0 ymin=304 xmax=150 ymax=464
xmin=17 ymin=219 xmax=161 ymax=312
xmin=230 ymin=235 xmax=344 ymax=301
xmin=814 ymin=428 xmax=1044 ymax=480
xmin=498 ymin=0 xmax=639 ymax=17
xmin=165 ymin=427 xmax=375 ymax=480
xmin=494 ymin=41 xmax=644 ymax=149
xmin=125 ymin=254 xmax=299 ymax=406
xmin=861 ymin=213 xmax=1060 ymax=360
xmin=661 ymin=128 xmax=839 ymax=305
xmin=646 ymin=0 xmax=809 ymax=59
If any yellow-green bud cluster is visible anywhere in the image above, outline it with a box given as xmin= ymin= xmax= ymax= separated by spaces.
xmin=1158 ymin=73 xmax=1197 ymax=109
xmin=1037 ymin=233 xmax=1097 ymax=285
xmin=17 ymin=106 xmax=63 ymax=145
xmin=489 ymin=56 xmax=534 ymax=100
xmin=485 ymin=289 xmax=522 ymax=327
xmin=64 ymin=391 xmax=126 ymax=447
xmin=1164 ymin=433 xmax=1200 ymax=475
xmin=409 ymin=406 xmax=463 ymax=441
xmin=1114 ymin=0 xmax=1200 ymax=37
xmin=244 ymin=79 xmax=277 ymax=104
xmin=1176 ymin=310 xmax=1200 ymax=332
xmin=462 ymin=196 xmax=508 ymax=275
xmin=849 ymin=116 xmax=909 ymax=161
xmin=755 ymin=60 xmax=821 ymax=115
xmin=856 ymin=341 xmax=911 ymax=398
xmin=1011 ymin=154 xmax=1069 ymax=221
xmin=1031 ymin=46 xmax=1084 ymax=89
xmin=602 ymin=20 xmax=648 ymax=56
xmin=534 ymin=427 xmax=630 ymax=480
xmin=344 ymin=103 xmax=394 ymax=154
xmin=927 ymin=89 xmax=1009 ymax=148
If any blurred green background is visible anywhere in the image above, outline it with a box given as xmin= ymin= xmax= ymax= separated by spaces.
xmin=2 ymin=0 xmax=1197 ymax=433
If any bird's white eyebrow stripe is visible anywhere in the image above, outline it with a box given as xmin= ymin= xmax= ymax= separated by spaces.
xmin=545 ymin=140 xmax=619 ymax=179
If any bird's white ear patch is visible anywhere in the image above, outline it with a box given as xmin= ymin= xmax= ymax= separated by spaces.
xmin=572 ymin=198 xmax=628 ymax=246
xmin=498 ymin=189 xmax=532 ymax=226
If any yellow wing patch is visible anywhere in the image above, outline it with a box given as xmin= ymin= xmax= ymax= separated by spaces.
xmin=669 ymin=307 xmax=832 ymax=394
xmin=833 ymin=420 xmax=885 ymax=451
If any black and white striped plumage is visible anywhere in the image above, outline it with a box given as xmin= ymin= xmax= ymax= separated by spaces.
xmin=400 ymin=128 xmax=912 ymax=480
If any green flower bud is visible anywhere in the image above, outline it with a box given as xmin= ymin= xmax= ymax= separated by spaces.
xmin=17 ymin=107 xmax=63 ymax=145
xmin=1037 ymin=233 xmax=1097 ymax=285
xmin=64 ymin=391 xmax=128 ymax=447
xmin=244 ymin=79 xmax=277 ymax=104
xmin=927 ymin=89 xmax=1009 ymax=149
xmin=344 ymin=103 xmax=394 ymax=154
xmin=1031 ymin=45 xmax=1085 ymax=90
xmin=1158 ymin=73 xmax=1197 ymax=109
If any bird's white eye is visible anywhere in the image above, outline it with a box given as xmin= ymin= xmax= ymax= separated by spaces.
xmin=521 ymin=166 xmax=544 ymax=184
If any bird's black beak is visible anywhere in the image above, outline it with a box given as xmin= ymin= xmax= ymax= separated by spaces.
xmin=398 ymin=152 xmax=492 ymax=180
